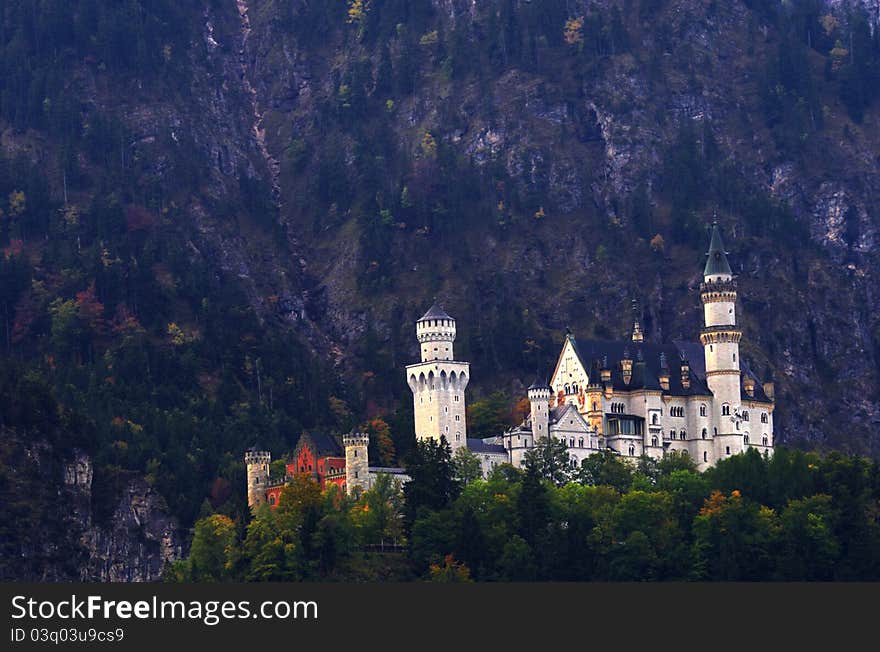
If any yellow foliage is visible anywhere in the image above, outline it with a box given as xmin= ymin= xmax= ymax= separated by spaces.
xmin=347 ymin=0 xmax=367 ymax=25
xmin=8 ymin=190 xmax=26 ymax=218
xmin=419 ymin=30 xmax=439 ymax=46
xmin=563 ymin=16 xmax=584 ymax=46
xmin=167 ymin=322 xmax=188 ymax=346
xmin=420 ymin=131 xmax=437 ymax=158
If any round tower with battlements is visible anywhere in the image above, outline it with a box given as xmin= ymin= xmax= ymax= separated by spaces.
xmin=245 ymin=447 xmax=271 ymax=509
xmin=343 ymin=431 xmax=370 ymax=496
xmin=528 ymin=377 xmax=551 ymax=441
xmin=699 ymin=223 xmax=743 ymax=465
xmin=407 ymin=303 xmax=470 ymax=452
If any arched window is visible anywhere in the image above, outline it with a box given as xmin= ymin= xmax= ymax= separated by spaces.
xmin=578 ymin=437 xmax=584 ymax=448
xmin=680 ymin=430 xmax=686 ymax=440
xmin=592 ymin=401 xmax=598 ymax=411
xmin=714 ymin=427 xmax=718 ymax=436
xmin=700 ymin=404 xmax=707 ymax=417
xmin=570 ymin=438 xmax=575 ymax=447
xmin=651 ymin=436 xmax=658 ymax=447
xmin=742 ymin=410 xmax=749 ymax=422
xmin=652 ymin=413 xmax=658 ymax=425
xmin=269 ymin=495 xmax=276 ymax=505
xmin=565 ymin=384 xmax=571 ymax=394
xmin=761 ymin=413 xmax=768 ymax=424
xmin=628 ymin=445 xmax=635 ymax=456
xmin=744 ymin=434 xmax=750 ymax=445
xmin=702 ymin=428 xmax=707 ymax=439
xmin=669 ymin=429 xmax=675 ymax=440
xmin=703 ymin=451 xmax=708 ymax=462
xmin=762 ymin=435 xmax=768 ymax=446
xmin=722 ymin=404 xmax=730 ymax=416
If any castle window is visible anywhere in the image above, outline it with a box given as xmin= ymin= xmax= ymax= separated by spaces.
xmin=455 ymin=415 xmax=460 ymax=421
xmin=702 ymin=428 xmax=707 ymax=439
xmin=354 ymin=450 xmax=358 ymax=457
xmin=355 ymin=471 xmax=359 ymax=479
xmin=742 ymin=410 xmax=749 ymax=421
xmin=456 ymin=433 xmax=461 ymax=441
xmin=652 ymin=437 xmax=658 ymax=447
xmin=700 ymin=404 xmax=707 ymax=417
xmin=744 ymin=434 xmax=750 ymax=445
xmin=592 ymin=402 xmax=597 ymax=411
xmin=762 ymin=435 xmax=768 ymax=446
xmin=704 ymin=452 xmax=708 ymax=463
xmin=445 ymin=406 xmax=448 ymax=413
xmin=652 ymin=414 xmax=658 ymax=425
xmin=670 ymin=429 xmax=675 ymax=440
xmin=733 ymin=353 xmax=736 ymax=362
xmin=254 ymin=477 xmax=260 ymax=485
xmin=269 ymin=495 xmax=275 ymax=505
xmin=710 ymin=345 xmax=714 ymax=352
xmin=680 ymin=430 xmax=686 ymax=440
xmin=628 ymin=445 xmax=635 ymax=456
xmin=722 ymin=404 xmax=730 ymax=416
xmin=714 ymin=428 xmax=718 ymax=436
xmin=726 ymin=446 xmax=731 ymax=455
xmin=570 ymin=438 xmax=574 ymax=447
xmin=579 ymin=438 xmax=584 ymax=447
xmin=455 ymin=395 xmax=460 ymax=402
xmin=761 ymin=413 xmax=768 ymax=424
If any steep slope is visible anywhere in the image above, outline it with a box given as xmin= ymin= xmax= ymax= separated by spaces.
xmin=1 ymin=0 xmax=880 ymax=581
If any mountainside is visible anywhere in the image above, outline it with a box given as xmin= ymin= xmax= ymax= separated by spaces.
xmin=1 ymin=0 xmax=879 ymax=578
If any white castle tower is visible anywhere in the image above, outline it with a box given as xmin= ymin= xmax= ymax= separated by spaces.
xmin=406 ymin=303 xmax=470 ymax=452
xmin=343 ymin=431 xmax=369 ymax=496
xmin=528 ymin=377 xmax=551 ymax=441
xmin=699 ymin=223 xmax=744 ymax=461
xmin=245 ymin=446 xmax=271 ymax=509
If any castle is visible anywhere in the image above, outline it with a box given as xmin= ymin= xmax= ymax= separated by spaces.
xmin=246 ymin=223 xmax=775 ymax=507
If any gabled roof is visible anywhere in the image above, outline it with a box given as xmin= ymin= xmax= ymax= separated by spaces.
xmin=704 ymin=222 xmax=732 ymax=277
xmin=296 ymin=432 xmax=344 ymax=458
xmin=419 ymin=302 xmax=453 ymax=321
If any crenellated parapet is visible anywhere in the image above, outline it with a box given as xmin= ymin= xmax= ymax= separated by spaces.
xmin=699 ymin=326 xmax=743 ymax=345
xmin=700 ymin=278 xmax=737 ymax=303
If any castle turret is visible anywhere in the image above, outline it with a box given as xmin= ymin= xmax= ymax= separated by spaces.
xmin=630 ymin=299 xmax=644 ymax=343
xmin=658 ymin=352 xmax=670 ymax=391
xmin=407 ymin=303 xmax=470 ymax=452
xmin=699 ymin=223 xmax=742 ymax=463
xmin=245 ymin=447 xmax=271 ymax=509
xmin=343 ymin=431 xmax=370 ymax=496
xmin=528 ymin=377 xmax=552 ymax=441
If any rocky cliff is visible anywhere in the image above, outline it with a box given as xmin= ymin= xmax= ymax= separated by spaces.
xmin=0 ymin=433 xmax=182 ymax=582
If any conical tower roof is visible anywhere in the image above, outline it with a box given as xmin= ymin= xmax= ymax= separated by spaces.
xmin=704 ymin=222 xmax=732 ymax=276
xmin=528 ymin=375 xmax=551 ymax=391
xmin=419 ymin=302 xmax=453 ymax=321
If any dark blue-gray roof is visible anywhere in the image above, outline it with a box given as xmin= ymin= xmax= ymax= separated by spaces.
xmin=467 ymin=439 xmax=507 ymax=455
xmin=564 ymin=336 xmax=772 ymax=403
xmin=296 ymin=432 xmax=344 ymax=457
xmin=419 ymin=303 xmax=453 ymax=321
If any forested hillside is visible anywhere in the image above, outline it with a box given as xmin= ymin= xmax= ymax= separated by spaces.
xmin=0 ymin=1 xmax=879 ymax=578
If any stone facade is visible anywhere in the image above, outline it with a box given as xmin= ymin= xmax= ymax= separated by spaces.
xmin=406 ymin=305 xmax=470 ymax=452
xmin=343 ymin=432 xmax=370 ymax=496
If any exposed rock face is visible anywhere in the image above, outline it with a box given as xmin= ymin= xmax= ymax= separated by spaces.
xmin=2 ymin=434 xmax=182 ymax=582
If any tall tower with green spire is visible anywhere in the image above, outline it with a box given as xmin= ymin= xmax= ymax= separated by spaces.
xmin=699 ymin=223 xmax=743 ymax=465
